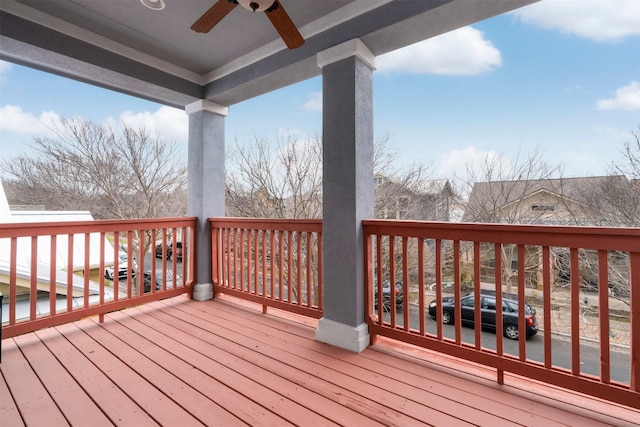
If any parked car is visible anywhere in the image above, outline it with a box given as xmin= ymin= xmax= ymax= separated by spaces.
xmin=142 ymin=269 xmax=182 ymax=293
xmin=428 ymin=292 xmax=538 ymax=340
xmin=374 ymin=280 xmax=404 ymax=312
xmin=155 ymin=241 xmax=183 ymax=261
xmin=105 ymin=251 xmax=136 ymax=280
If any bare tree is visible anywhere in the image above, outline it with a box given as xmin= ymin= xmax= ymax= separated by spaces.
xmin=225 ymin=133 xmax=449 ymax=300
xmin=458 ymin=148 xmax=565 ymax=292
xmin=225 ymin=133 xmax=323 ymax=219
xmin=1 ymin=117 xmax=188 ymax=269
xmin=2 ymin=117 xmax=187 ymax=220
xmin=575 ymin=124 xmax=640 ymax=228
xmin=461 ymin=148 xmax=563 ymax=224
xmin=559 ymin=124 xmax=640 ymax=304
xmin=225 ymin=132 xmax=449 ymax=221
xmin=373 ymin=134 xmax=454 ymax=222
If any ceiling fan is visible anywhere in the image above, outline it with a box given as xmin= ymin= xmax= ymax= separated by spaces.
xmin=191 ymin=0 xmax=305 ymax=49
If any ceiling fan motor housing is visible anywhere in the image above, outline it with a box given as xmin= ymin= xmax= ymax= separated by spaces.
xmin=238 ymin=0 xmax=275 ymax=12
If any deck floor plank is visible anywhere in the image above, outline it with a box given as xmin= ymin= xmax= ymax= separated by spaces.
xmin=200 ymin=301 xmax=542 ymax=425
xmin=55 ymin=321 xmax=205 ymax=427
xmin=155 ymin=299 xmax=516 ymax=426
xmin=143 ymin=301 xmax=435 ymax=426
xmin=0 ymin=358 xmax=25 ymax=427
xmin=119 ymin=304 xmax=370 ymax=426
xmin=203 ymin=297 xmax=640 ymax=427
xmin=3 ymin=295 xmax=640 ymax=427
xmin=99 ymin=310 xmax=291 ymax=426
xmin=1 ymin=336 xmax=68 ymax=426
xmin=13 ymin=332 xmax=113 ymax=427
xmin=34 ymin=326 xmax=160 ymax=427
xmin=73 ymin=317 xmax=249 ymax=427
xmin=138 ymin=304 xmax=422 ymax=425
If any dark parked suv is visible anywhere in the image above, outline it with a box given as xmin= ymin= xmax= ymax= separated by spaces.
xmin=155 ymin=241 xmax=183 ymax=261
xmin=428 ymin=292 xmax=538 ymax=340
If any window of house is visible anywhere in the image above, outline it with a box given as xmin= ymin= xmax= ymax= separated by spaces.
xmin=487 ymin=247 xmax=495 ymax=268
xmin=397 ymin=196 xmax=410 ymax=219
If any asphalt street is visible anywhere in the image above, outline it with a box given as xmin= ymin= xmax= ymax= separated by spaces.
xmin=378 ymin=304 xmax=630 ymax=384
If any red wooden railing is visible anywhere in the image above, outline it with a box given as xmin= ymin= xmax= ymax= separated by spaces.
xmin=363 ymin=220 xmax=640 ymax=409
xmin=210 ymin=218 xmax=323 ymax=318
xmin=0 ymin=217 xmax=196 ymax=338
xmin=4 ymin=215 xmax=638 ymax=408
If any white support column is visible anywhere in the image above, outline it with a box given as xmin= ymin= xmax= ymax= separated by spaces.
xmin=315 ymin=39 xmax=376 ymax=353
xmin=186 ymin=100 xmax=228 ymax=301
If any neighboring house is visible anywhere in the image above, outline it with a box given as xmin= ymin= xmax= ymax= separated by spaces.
xmin=461 ymin=176 xmax=633 ymax=290
xmin=375 ymin=176 xmax=456 ymax=221
xmin=462 ymin=176 xmax=629 ymax=226
xmin=0 ymin=181 xmax=114 ymax=320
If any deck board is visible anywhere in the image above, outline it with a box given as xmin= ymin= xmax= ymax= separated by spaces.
xmin=13 ymin=332 xmax=113 ymax=427
xmin=127 ymin=305 xmax=373 ymax=426
xmin=165 ymin=297 xmax=516 ymax=426
xmin=56 ymin=321 xmax=205 ymax=427
xmin=1 ymin=337 xmax=68 ymax=426
xmin=107 ymin=309 xmax=322 ymax=426
xmin=2 ymin=294 xmax=640 ymax=427
xmin=72 ymin=318 xmax=248 ymax=427
xmin=0 ymin=355 xmax=25 ymax=427
xmin=141 ymin=302 xmax=424 ymax=426
xmin=34 ymin=326 xmax=159 ymax=427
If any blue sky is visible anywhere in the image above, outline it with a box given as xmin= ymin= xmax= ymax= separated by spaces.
xmin=1 ymin=0 xmax=639 ymax=182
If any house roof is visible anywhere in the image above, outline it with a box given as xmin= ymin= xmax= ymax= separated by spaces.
xmin=462 ymin=175 xmax=629 ymax=223
xmin=417 ymin=179 xmax=454 ymax=196
xmin=0 ymin=0 xmax=536 ymax=109
xmin=375 ymin=176 xmax=453 ymax=196
xmin=0 ymin=181 xmax=117 ymax=269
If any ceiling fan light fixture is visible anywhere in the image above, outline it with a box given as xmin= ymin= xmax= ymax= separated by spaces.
xmin=140 ymin=0 xmax=165 ymax=10
xmin=237 ymin=0 xmax=275 ymax=12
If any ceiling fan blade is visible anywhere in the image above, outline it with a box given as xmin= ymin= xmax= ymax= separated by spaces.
xmin=265 ymin=0 xmax=304 ymax=49
xmin=191 ymin=0 xmax=238 ymax=33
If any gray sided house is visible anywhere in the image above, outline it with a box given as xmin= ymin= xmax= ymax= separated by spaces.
xmin=375 ymin=176 xmax=455 ymax=221
xmin=462 ymin=175 xmax=633 ymax=226
xmin=461 ymin=176 xmax=636 ymax=292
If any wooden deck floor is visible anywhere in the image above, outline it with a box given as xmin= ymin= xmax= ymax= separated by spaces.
xmin=2 ymin=295 xmax=639 ymax=427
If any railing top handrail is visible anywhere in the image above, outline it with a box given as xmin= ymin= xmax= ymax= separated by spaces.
xmin=363 ymin=219 xmax=640 ymax=252
xmin=209 ymin=217 xmax=322 ymax=232
xmin=0 ymin=217 xmax=198 ymax=238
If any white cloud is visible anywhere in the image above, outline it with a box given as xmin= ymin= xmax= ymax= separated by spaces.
xmin=303 ymin=92 xmax=322 ymax=111
xmin=513 ymin=0 xmax=640 ymax=42
xmin=597 ymin=81 xmax=640 ymax=111
xmin=376 ymin=26 xmax=502 ymax=76
xmin=0 ymin=105 xmax=60 ymax=135
xmin=107 ymin=106 xmax=188 ymax=143
xmin=437 ymin=145 xmax=509 ymax=179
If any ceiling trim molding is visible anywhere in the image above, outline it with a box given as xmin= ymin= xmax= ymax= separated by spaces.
xmin=317 ymin=39 xmax=376 ymax=70
xmin=0 ymin=0 xmax=203 ymax=84
xmin=202 ymin=0 xmax=390 ymax=84
xmin=185 ymin=100 xmax=229 ymax=116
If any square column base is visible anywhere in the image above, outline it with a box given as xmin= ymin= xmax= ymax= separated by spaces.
xmin=315 ymin=318 xmax=370 ymax=353
xmin=192 ymin=283 xmax=214 ymax=301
